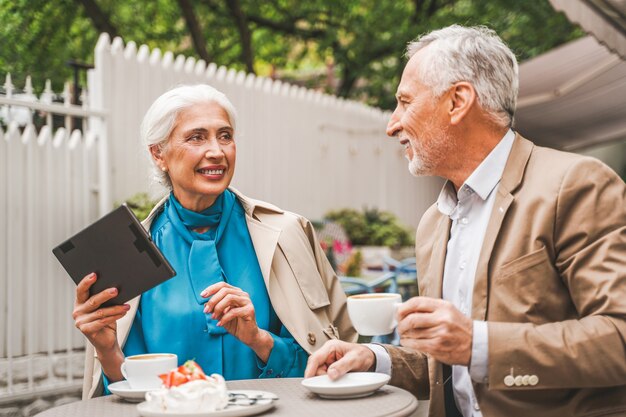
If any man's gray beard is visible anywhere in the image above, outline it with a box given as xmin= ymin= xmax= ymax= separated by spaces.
xmin=406 ymin=131 xmax=450 ymax=177
xmin=408 ymin=152 xmax=424 ymax=177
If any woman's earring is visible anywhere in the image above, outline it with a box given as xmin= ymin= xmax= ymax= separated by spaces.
xmin=161 ymin=166 xmax=168 ymax=172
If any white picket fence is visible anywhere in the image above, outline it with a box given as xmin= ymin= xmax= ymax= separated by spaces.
xmin=0 ymin=33 xmax=443 ymax=401
xmin=90 ymin=34 xmax=443 ymax=227
xmin=0 ymin=76 xmax=104 ymax=401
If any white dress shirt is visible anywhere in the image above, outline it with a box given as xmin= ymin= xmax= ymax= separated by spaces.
xmin=368 ymin=129 xmax=515 ymax=417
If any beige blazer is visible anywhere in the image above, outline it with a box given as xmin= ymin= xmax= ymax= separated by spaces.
xmin=386 ymin=134 xmax=626 ymax=416
xmin=82 ymin=188 xmax=356 ymax=398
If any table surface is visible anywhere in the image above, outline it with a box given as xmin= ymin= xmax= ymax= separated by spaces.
xmin=34 ymin=378 xmax=419 ymax=417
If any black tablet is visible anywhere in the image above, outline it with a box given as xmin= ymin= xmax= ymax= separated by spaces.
xmin=52 ymin=204 xmax=176 ymax=307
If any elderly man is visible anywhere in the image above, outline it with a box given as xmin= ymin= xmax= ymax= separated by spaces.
xmin=305 ymin=25 xmax=626 ymax=416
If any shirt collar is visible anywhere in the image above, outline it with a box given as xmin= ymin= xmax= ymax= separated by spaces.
xmin=437 ymin=129 xmax=515 ymax=215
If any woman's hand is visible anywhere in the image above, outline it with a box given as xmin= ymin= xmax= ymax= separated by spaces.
xmin=201 ymin=282 xmax=273 ymax=362
xmin=72 ymin=273 xmax=129 ymax=380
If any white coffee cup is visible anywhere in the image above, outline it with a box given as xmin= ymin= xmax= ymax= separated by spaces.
xmin=120 ymin=353 xmax=177 ymax=390
xmin=347 ymin=293 xmax=402 ymax=336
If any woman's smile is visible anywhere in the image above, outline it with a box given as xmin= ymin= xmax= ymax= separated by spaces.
xmin=154 ymin=101 xmax=237 ymax=212
xmin=196 ymin=165 xmax=227 ymax=179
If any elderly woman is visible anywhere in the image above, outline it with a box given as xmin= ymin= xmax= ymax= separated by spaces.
xmin=73 ymin=84 xmax=356 ymax=398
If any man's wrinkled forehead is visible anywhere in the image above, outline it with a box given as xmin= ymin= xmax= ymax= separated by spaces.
xmin=396 ymin=49 xmax=429 ymax=97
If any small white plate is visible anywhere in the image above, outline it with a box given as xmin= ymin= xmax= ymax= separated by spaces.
xmin=109 ymin=380 xmax=152 ymax=402
xmin=136 ymin=390 xmax=276 ymax=417
xmin=301 ymin=372 xmax=391 ymax=399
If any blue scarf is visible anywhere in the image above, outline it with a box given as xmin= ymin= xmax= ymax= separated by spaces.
xmin=167 ymin=193 xmax=234 ymax=335
xmin=109 ymin=190 xmax=309 ymax=388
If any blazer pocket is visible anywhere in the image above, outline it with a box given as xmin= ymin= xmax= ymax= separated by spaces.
xmin=494 ymin=245 xmax=570 ymax=323
xmin=498 ymin=245 xmax=550 ymax=280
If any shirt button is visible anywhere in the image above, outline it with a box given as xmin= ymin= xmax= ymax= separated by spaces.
xmin=267 ymin=369 xmax=273 ymax=376
xmin=473 ymin=401 xmax=480 ymax=411
xmin=460 ymin=217 xmax=469 ymax=225
xmin=459 ymin=261 xmax=466 ymax=270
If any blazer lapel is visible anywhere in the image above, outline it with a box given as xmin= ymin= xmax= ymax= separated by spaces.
xmin=472 ymin=134 xmax=534 ymax=320
xmin=425 ymin=215 xmax=451 ymax=299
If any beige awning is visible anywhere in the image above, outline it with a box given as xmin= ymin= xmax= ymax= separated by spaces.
xmin=550 ymin=0 xmax=626 ymax=59
xmin=513 ymin=36 xmax=626 ymax=150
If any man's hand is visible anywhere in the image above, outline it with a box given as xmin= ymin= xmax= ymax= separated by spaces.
xmin=305 ymin=340 xmax=376 ymax=380
xmin=397 ymin=297 xmax=473 ymax=366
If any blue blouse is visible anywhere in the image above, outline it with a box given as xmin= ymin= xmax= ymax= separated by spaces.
xmin=103 ymin=190 xmax=307 ymax=391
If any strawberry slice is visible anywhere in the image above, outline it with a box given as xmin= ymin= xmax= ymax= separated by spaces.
xmin=158 ymin=370 xmax=189 ymax=388
xmin=180 ymin=360 xmax=205 ymax=375
xmin=158 ymin=360 xmax=207 ymax=388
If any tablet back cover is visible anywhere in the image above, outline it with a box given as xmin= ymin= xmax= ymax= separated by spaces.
xmin=52 ymin=205 xmax=176 ymax=307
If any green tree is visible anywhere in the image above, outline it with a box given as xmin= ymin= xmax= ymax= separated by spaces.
xmin=0 ymin=0 xmax=582 ymax=108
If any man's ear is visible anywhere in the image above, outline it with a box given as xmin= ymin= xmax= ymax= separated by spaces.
xmin=448 ymin=82 xmax=476 ymax=125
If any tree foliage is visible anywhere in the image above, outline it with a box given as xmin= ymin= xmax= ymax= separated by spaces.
xmin=0 ymin=0 xmax=583 ymax=108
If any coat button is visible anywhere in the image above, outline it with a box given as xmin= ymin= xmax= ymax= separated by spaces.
xmin=307 ymin=332 xmax=316 ymax=345
xmin=528 ymin=375 xmax=539 ymax=386
xmin=504 ymin=375 xmax=515 ymax=387
xmin=514 ymin=375 xmax=523 ymax=386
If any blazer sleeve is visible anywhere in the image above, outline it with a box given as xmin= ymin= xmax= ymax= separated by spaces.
xmin=384 ymin=344 xmax=430 ymax=400
xmin=299 ymin=217 xmax=358 ymax=343
xmin=488 ymin=158 xmax=626 ymax=389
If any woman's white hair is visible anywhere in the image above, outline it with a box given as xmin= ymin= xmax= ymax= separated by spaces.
xmin=407 ymin=25 xmax=519 ymax=128
xmin=140 ymin=84 xmax=238 ymax=188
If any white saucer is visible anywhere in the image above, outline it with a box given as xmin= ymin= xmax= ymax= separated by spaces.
xmin=136 ymin=390 xmax=276 ymax=417
xmin=301 ymin=372 xmax=391 ymax=399
xmin=108 ymin=380 xmax=153 ymax=402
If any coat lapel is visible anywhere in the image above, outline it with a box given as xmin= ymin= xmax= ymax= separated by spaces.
xmin=245 ymin=217 xmax=281 ymax=288
xmin=472 ymin=134 xmax=534 ymax=320
xmin=228 ymin=187 xmax=283 ymax=288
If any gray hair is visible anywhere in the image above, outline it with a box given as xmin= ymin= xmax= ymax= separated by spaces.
xmin=406 ymin=25 xmax=518 ymax=127
xmin=140 ymin=84 xmax=238 ymax=188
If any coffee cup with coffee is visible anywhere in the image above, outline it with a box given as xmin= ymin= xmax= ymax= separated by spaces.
xmin=347 ymin=293 xmax=402 ymax=336
xmin=120 ymin=353 xmax=178 ymax=390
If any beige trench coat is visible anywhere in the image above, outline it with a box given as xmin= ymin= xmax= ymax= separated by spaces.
xmin=82 ymin=188 xmax=356 ymax=398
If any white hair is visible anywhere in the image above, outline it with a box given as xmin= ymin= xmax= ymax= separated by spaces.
xmin=406 ymin=25 xmax=519 ymax=127
xmin=140 ymin=84 xmax=238 ymax=188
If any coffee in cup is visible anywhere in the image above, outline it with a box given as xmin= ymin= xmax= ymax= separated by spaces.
xmin=347 ymin=293 xmax=402 ymax=336
xmin=120 ymin=353 xmax=177 ymax=390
